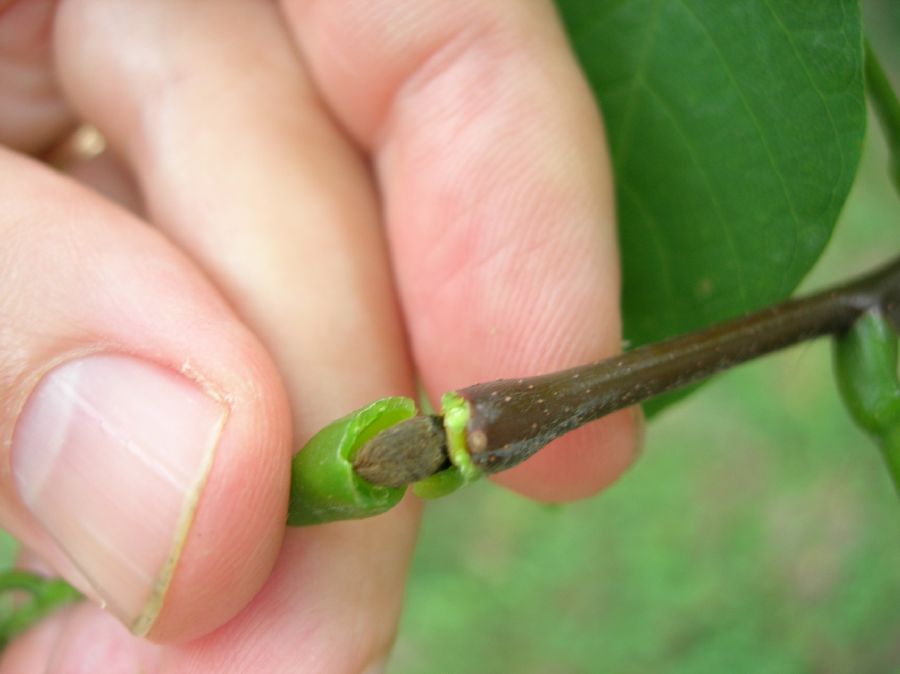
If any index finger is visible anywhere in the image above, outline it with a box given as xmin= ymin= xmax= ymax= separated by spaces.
xmin=280 ymin=0 xmax=640 ymax=500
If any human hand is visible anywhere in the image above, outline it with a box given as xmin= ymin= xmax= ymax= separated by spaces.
xmin=0 ymin=0 xmax=639 ymax=671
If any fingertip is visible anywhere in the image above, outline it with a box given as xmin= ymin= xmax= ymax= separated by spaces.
xmin=491 ymin=407 xmax=641 ymax=503
xmin=0 ymin=151 xmax=295 ymax=644
xmin=145 ymin=348 xmax=293 ymax=643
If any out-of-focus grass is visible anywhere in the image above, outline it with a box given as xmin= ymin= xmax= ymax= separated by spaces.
xmin=391 ymin=81 xmax=900 ymax=674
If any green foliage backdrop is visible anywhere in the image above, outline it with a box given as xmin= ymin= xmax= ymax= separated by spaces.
xmin=394 ymin=127 xmax=900 ymax=674
xmin=392 ymin=1 xmax=898 ymax=671
xmin=558 ymin=0 xmax=866 ymax=368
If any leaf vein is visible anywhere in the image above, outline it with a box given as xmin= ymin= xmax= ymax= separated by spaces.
xmin=618 ymin=179 xmax=679 ymax=328
xmin=760 ymin=0 xmax=849 ymax=289
xmin=613 ymin=0 xmax=667 ymax=168
xmin=642 ymin=82 xmax=749 ymax=310
xmin=677 ymin=0 xmax=805 ymax=300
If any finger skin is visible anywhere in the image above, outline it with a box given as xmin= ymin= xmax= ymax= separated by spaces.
xmin=51 ymin=129 xmax=143 ymax=213
xmin=0 ymin=514 xmax=423 ymax=674
xmin=55 ymin=0 xmax=419 ymax=667
xmin=2 ymin=545 xmax=160 ymax=673
xmin=34 ymin=0 xmax=639 ymax=670
xmin=0 ymin=149 xmax=292 ymax=643
xmin=0 ymin=0 xmax=74 ymax=153
xmin=281 ymin=0 xmax=639 ymax=501
xmin=0 ymin=603 xmax=160 ymax=673
xmin=61 ymin=149 xmax=142 ymax=212
xmin=0 ymin=603 xmax=70 ymax=674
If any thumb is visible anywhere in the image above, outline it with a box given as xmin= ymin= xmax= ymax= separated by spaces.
xmin=0 ymin=148 xmax=292 ymax=642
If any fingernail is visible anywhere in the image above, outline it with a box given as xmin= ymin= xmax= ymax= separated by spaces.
xmin=12 ymin=355 xmax=227 ymax=635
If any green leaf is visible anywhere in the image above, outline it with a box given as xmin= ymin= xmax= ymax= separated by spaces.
xmin=557 ymin=0 xmax=866 ymax=413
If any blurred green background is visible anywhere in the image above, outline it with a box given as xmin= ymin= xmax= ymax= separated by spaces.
xmin=391 ymin=5 xmax=900 ymax=673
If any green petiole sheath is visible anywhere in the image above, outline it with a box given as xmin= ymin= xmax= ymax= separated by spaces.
xmin=833 ymin=310 xmax=900 ymax=494
xmin=287 ymin=395 xmax=482 ymax=525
